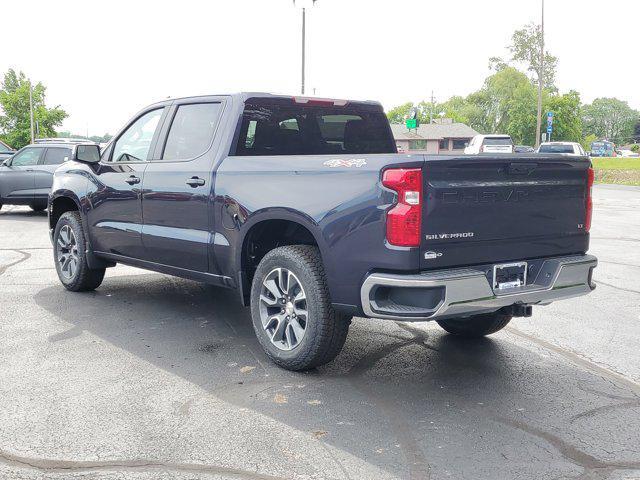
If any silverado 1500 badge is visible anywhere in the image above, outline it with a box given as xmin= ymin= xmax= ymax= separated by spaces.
xmin=323 ymin=158 xmax=367 ymax=168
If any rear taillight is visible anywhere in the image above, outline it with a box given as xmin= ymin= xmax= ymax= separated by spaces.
xmin=585 ymin=167 xmax=594 ymax=232
xmin=382 ymin=168 xmax=422 ymax=247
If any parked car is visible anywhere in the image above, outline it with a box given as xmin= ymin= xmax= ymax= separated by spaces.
xmin=0 ymin=140 xmax=15 ymax=162
xmin=515 ymin=145 xmax=535 ymax=153
xmin=590 ymin=140 xmax=616 ymax=157
xmin=537 ymin=142 xmax=587 ymax=156
xmin=464 ymin=134 xmax=514 ymax=154
xmin=0 ymin=142 xmax=87 ymax=211
xmin=616 ymin=149 xmax=639 ymax=158
xmin=48 ymin=93 xmax=597 ymax=371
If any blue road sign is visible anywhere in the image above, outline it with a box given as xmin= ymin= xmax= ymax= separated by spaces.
xmin=547 ymin=125 xmax=553 ymax=134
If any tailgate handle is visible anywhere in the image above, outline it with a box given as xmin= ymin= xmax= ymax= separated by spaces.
xmin=508 ymin=163 xmax=537 ymax=175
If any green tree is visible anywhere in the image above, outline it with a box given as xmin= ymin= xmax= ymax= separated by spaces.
xmin=491 ymin=23 xmax=558 ymax=90
xmin=386 ymin=102 xmax=415 ymax=124
xmin=582 ymin=98 xmax=639 ymax=144
xmin=582 ymin=133 xmax=598 ymax=151
xmin=466 ymin=67 xmax=534 ymax=136
xmin=0 ymin=69 xmax=68 ymax=149
xmin=543 ymin=90 xmax=582 ymax=143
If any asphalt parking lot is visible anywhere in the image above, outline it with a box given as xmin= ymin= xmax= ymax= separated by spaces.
xmin=0 ymin=184 xmax=639 ymax=480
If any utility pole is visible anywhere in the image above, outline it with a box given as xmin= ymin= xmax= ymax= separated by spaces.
xmin=29 ymin=80 xmax=35 ymax=143
xmin=535 ymin=0 xmax=545 ymax=147
xmin=429 ymin=90 xmax=435 ymax=124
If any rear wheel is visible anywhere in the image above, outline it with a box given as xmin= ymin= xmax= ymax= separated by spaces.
xmin=250 ymin=245 xmax=350 ymax=371
xmin=437 ymin=311 xmax=512 ymax=338
xmin=53 ymin=211 xmax=105 ymax=291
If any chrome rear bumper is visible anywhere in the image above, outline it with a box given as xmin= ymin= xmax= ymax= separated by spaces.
xmin=360 ymin=254 xmax=597 ymax=321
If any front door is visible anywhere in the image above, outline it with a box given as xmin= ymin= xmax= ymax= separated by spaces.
xmin=0 ymin=146 xmax=44 ymax=205
xmin=140 ymin=99 xmax=224 ymax=272
xmin=87 ymin=107 xmax=166 ymax=259
xmin=33 ymin=146 xmax=73 ymax=204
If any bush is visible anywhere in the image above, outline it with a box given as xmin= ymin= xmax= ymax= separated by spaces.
xmin=631 ymin=144 xmax=639 ymax=153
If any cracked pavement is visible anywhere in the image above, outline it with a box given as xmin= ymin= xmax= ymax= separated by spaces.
xmin=0 ymin=184 xmax=639 ymax=480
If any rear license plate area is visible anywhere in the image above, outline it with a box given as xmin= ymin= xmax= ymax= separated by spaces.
xmin=493 ymin=262 xmax=527 ymax=291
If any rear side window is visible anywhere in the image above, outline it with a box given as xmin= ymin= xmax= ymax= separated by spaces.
xmin=163 ymin=103 xmax=222 ymax=160
xmin=43 ymin=148 xmax=71 ymax=165
xmin=233 ymin=100 xmax=396 ymax=156
xmin=539 ymin=144 xmax=574 ymax=153
xmin=483 ymin=137 xmax=513 ymax=146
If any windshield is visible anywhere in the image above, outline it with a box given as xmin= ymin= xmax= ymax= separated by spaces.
xmin=483 ymin=137 xmax=512 ymax=146
xmin=539 ymin=144 xmax=574 ymax=153
xmin=233 ymin=99 xmax=396 ymax=156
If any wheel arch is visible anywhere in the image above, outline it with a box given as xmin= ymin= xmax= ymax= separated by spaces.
xmin=49 ymin=192 xmax=114 ymax=269
xmin=49 ymin=193 xmax=82 ymax=232
xmin=236 ymin=209 xmax=328 ymax=306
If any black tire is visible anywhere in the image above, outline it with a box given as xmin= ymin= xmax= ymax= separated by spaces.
xmin=437 ymin=311 xmax=512 ymax=338
xmin=250 ymin=245 xmax=350 ymax=371
xmin=53 ymin=211 xmax=105 ymax=291
xmin=29 ymin=204 xmax=46 ymax=212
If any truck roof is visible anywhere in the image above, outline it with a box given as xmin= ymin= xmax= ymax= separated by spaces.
xmin=147 ymin=92 xmax=383 ymax=109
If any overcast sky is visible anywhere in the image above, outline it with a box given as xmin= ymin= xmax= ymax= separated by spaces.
xmin=1 ymin=0 xmax=637 ymax=136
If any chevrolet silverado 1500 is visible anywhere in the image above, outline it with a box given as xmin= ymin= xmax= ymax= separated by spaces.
xmin=48 ymin=93 xmax=597 ymax=370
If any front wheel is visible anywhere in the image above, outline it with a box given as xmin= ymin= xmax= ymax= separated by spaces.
xmin=437 ymin=311 xmax=512 ymax=338
xmin=250 ymin=245 xmax=350 ymax=371
xmin=53 ymin=211 xmax=105 ymax=291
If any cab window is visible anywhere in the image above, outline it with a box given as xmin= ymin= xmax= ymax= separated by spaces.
xmin=162 ymin=103 xmax=221 ymax=160
xmin=111 ymin=109 xmax=163 ymax=162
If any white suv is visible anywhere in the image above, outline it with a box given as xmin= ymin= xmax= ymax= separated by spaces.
xmin=464 ymin=134 xmax=514 ymax=154
xmin=537 ymin=142 xmax=586 ymax=156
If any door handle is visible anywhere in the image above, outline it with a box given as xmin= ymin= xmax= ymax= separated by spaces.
xmin=125 ymin=175 xmax=141 ymax=185
xmin=186 ymin=176 xmax=206 ymax=187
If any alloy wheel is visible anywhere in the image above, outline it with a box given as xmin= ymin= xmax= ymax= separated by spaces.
xmin=56 ymin=225 xmax=79 ymax=280
xmin=258 ymin=267 xmax=308 ymax=351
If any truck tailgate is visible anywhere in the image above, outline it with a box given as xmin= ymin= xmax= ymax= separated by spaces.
xmin=420 ymin=155 xmax=591 ymax=270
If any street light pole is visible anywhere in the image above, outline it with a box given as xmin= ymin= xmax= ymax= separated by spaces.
xmin=29 ymin=80 xmax=35 ymax=144
xmin=535 ymin=0 xmax=545 ymax=147
xmin=295 ymin=0 xmax=315 ymax=95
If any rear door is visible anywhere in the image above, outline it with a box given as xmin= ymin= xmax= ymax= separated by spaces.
xmin=140 ymin=97 xmax=225 ymax=271
xmin=420 ymin=155 xmax=590 ymax=270
xmin=34 ymin=146 xmax=72 ymax=202
xmin=0 ymin=147 xmax=43 ymax=203
xmin=87 ymin=107 xmax=167 ymax=259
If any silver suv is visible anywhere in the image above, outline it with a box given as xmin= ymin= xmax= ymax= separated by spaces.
xmin=0 ymin=141 xmax=92 ymax=211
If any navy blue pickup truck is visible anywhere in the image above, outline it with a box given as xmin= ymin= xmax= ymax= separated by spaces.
xmin=48 ymin=93 xmax=597 ymax=370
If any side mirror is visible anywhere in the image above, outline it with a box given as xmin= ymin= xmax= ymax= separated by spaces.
xmin=1 ymin=159 xmax=10 ymax=167
xmin=74 ymin=144 xmax=101 ymax=164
